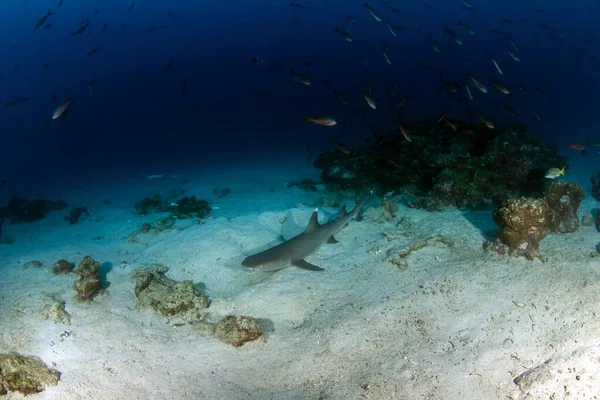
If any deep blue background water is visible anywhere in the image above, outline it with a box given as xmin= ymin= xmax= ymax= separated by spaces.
xmin=1 ymin=0 xmax=600 ymax=197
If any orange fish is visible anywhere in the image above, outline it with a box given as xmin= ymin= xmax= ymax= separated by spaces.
xmin=568 ymin=144 xmax=585 ymax=151
xmin=467 ymin=74 xmax=487 ymax=93
xmin=52 ymin=98 xmax=73 ymax=119
xmin=306 ymin=115 xmax=337 ymax=126
xmin=398 ymin=123 xmax=412 ymax=142
xmin=490 ymin=79 xmax=510 ymax=94
xmin=444 ymin=119 xmax=458 ymax=131
xmin=476 ymin=111 xmax=494 ymax=129
xmin=332 ymin=138 xmax=350 ymax=154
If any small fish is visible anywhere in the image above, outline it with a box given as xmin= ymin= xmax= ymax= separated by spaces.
xmin=444 ymin=26 xmax=463 ymax=44
xmin=491 ymin=58 xmax=503 ymax=74
xmin=467 ymin=74 xmax=487 ymax=93
xmin=440 ymin=74 xmax=460 ymax=92
xmin=127 ymin=0 xmax=136 ymax=11
xmin=165 ymin=60 xmax=175 ymax=71
xmin=363 ymin=2 xmax=383 ymax=22
xmin=507 ymin=50 xmax=520 ymax=62
xmin=382 ymin=48 xmax=392 ymax=64
xmin=398 ymin=123 xmax=412 ymax=142
xmin=86 ymin=46 xmax=102 ymax=56
xmin=462 ymin=0 xmax=473 ymax=9
xmin=476 ymin=111 xmax=494 ymax=129
xmin=501 ymin=105 xmax=516 ymax=116
xmin=568 ymin=144 xmax=585 ymax=151
xmin=502 ymin=19 xmax=514 ymax=24
xmin=346 ymin=15 xmax=356 ymax=23
xmin=465 ymin=84 xmax=473 ymax=100
xmin=545 ymin=166 xmax=565 ymax=179
xmin=3 ymin=97 xmax=28 ymax=108
xmin=458 ymin=20 xmax=474 ymax=34
xmin=290 ymin=69 xmax=310 ymax=85
xmin=387 ymin=23 xmax=403 ymax=36
xmin=332 ymin=138 xmax=350 ymax=154
xmin=490 ymin=79 xmax=510 ymax=94
xmin=289 ymin=3 xmax=305 ymax=8
xmin=428 ymin=33 xmax=440 ymax=52
xmin=531 ymin=111 xmax=541 ymax=120
xmin=44 ymin=23 xmax=52 ymax=30
xmin=334 ymin=26 xmax=352 ymax=42
xmin=70 ymin=19 xmax=90 ymax=37
xmin=250 ymin=56 xmax=264 ymax=64
xmin=146 ymin=174 xmax=164 ymax=180
xmin=101 ymin=22 xmax=109 ymax=33
xmin=305 ymin=116 xmax=336 ymax=126
xmin=362 ymin=90 xmax=377 ymax=109
xmin=58 ymin=0 xmax=63 ymax=7
xmin=167 ymin=12 xmax=176 ymax=18
xmin=35 ymin=9 xmax=53 ymax=30
xmin=52 ymin=98 xmax=73 ymax=119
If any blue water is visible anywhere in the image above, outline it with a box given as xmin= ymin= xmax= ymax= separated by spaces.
xmin=1 ymin=0 xmax=600 ymax=196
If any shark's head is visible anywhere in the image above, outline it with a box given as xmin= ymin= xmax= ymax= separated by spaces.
xmin=241 ymin=253 xmax=288 ymax=272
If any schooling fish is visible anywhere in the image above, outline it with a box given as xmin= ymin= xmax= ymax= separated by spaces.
xmin=362 ymin=90 xmax=377 ymax=109
xmin=52 ymin=98 xmax=73 ymax=119
xmin=305 ymin=115 xmax=337 ymax=126
xmin=334 ymin=26 xmax=352 ymax=42
xmin=444 ymin=25 xmax=463 ymax=44
xmin=35 ymin=9 xmax=53 ymax=30
xmin=476 ymin=111 xmax=494 ymax=129
xmin=290 ymin=69 xmax=311 ymax=85
xmin=241 ymin=195 xmax=370 ymax=272
xmin=363 ymin=2 xmax=383 ymax=22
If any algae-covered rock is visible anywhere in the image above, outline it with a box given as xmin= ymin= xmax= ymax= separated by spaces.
xmin=131 ymin=264 xmax=209 ymax=325
xmin=214 ymin=315 xmax=263 ymax=347
xmin=0 ymin=352 xmax=60 ymax=395
xmin=22 ymin=260 xmax=43 ymax=269
xmin=493 ymin=197 xmax=548 ymax=260
xmin=167 ymin=196 xmax=211 ymax=219
xmin=40 ymin=299 xmax=71 ymax=325
xmin=134 ymin=193 xmax=165 ymax=215
xmin=53 ymin=259 xmax=74 ymax=275
xmin=72 ymin=256 xmax=103 ymax=302
xmin=543 ymin=181 xmax=584 ymax=234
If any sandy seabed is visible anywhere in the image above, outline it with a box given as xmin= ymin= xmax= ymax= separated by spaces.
xmin=0 ymin=158 xmax=599 ymax=400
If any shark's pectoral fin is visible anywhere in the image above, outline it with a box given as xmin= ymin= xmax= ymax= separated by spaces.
xmin=327 ymin=235 xmax=339 ymax=244
xmin=292 ymin=259 xmax=324 ymax=271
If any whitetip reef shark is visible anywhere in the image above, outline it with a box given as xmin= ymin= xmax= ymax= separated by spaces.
xmin=242 ymin=195 xmax=370 ymax=272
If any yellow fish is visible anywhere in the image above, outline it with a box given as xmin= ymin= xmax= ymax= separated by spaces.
xmin=545 ymin=166 xmax=565 ymax=179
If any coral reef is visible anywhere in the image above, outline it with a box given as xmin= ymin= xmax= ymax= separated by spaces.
xmin=65 ymin=206 xmax=90 ymax=224
xmin=313 ymin=120 xmax=565 ymax=209
xmin=492 ymin=197 xmax=548 ymax=260
xmin=131 ymin=264 xmax=209 ymax=325
xmin=1 ymin=197 xmax=68 ymax=223
xmin=213 ymin=315 xmax=263 ymax=347
xmin=591 ymin=172 xmax=600 ymax=202
xmin=72 ymin=256 xmax=103 ymax=302
xmin=543 ymin=181 xmax=584 ymax=233
xmin=53 ymin=259 xmax=74 ymax=275
xmin=0 ymin=352 xmax=60 ymax=395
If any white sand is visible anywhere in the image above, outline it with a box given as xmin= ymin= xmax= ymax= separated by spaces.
xmin=0 ymin=157 xmax=599 ymax=400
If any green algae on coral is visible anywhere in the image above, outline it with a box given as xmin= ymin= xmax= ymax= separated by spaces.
xmin=0 ymin=352 xmax=60 ymax=395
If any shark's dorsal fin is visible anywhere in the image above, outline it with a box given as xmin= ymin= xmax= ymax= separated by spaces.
xmin=339 ymin=204 xmax=348 ymax=218
xmin=305 ymin=208 xmax=320 ymax=233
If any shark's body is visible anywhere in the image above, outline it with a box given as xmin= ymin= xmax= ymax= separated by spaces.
xmin=242 ymin=195 xmax=370 ymax=272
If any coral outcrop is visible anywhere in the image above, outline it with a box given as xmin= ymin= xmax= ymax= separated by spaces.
xmin=131 ymin=264 xmax=209 ymax=325
xmin=543 ymin=181 xmax=584 ymax=233
xmin=213 ymin=315 xmax=263 ymax=347
xmin=492 ymin=197 xmax=548 ymax=260
xmin=1 ymin=197 xmax=68 ymax=223
xmin=0 ymin=353 xmax=60 ymax=395
xmin=72 ymin=256 xmax=103 ymax=301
